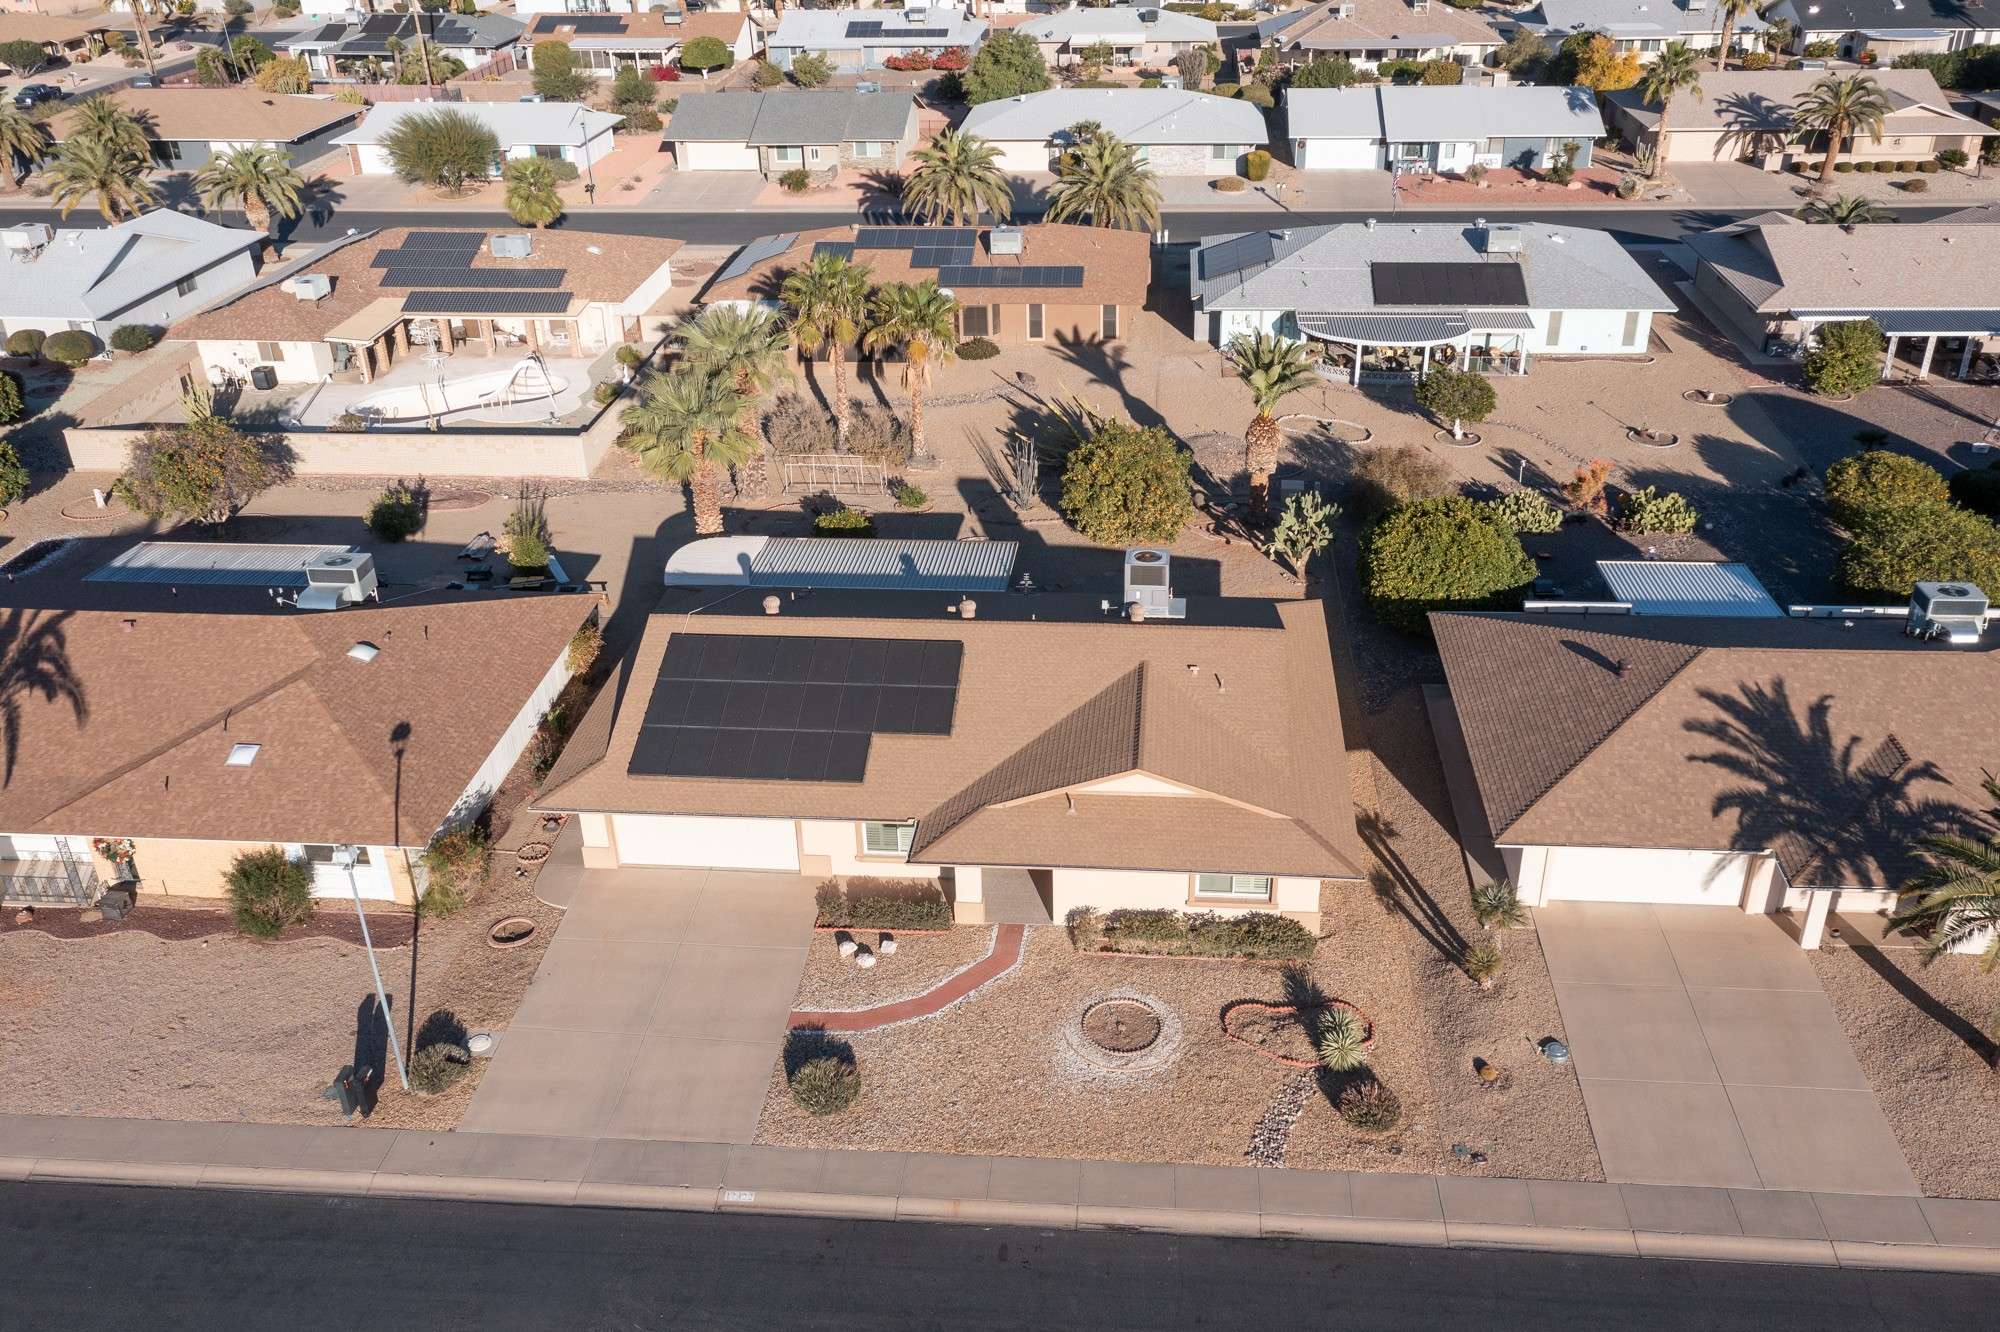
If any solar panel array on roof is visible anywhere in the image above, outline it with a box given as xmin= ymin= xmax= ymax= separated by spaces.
xmin=812 ymin=241 xmax=856 ymax=260
xmin=1370 ymin=261 xmax=1529 ymax=308
xmin=307 ymin=22 xmax=344 ymax=41
xmin=937 ymin=265 xmax=1085 ymax=289
xmin=628 ymin=633 xmax=963 ymax=782
xmin=854 ymin=226 xmax=977 ymax=249
xmin=716 ymin=231 xmax=799 ymax=283
xmin=552 ymin=14 xmax=624 ymax=32
xmin=909 ymin=246 xmax=975 ymax=268
xmin=361 ymin=14 xmax=402 ymax=34
xmin=1199 ymin=232 xmax=1274 ymax=282
xmin=402 ymin=289 xmax=573 ymax=315
xmin=370 ymin=232 xmax=485 ymax=267
xmin=377 ymin=267 xmax=569 ymax=289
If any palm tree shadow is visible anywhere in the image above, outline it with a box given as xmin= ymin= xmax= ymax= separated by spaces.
xmin=1 ymin=608 xmax=86 ymax=790
xmin=1049 ymin=330 xmax=1162 ymax=429
xmin=1357 ymin=809 xmax=1467 ymax=964
xmin=1848 ymin=940 xmax=1998 ymax=1069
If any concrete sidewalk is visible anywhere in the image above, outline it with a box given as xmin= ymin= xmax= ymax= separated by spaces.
xmin=3 ymin=1113 xmax=1997 ymax=1274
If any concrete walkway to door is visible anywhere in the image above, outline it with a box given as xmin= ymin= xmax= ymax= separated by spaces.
xmin=1538 ymin=903 xmax=1919 ymax=1197
xmin=461 ymin=865 xmax=815 ymax=1143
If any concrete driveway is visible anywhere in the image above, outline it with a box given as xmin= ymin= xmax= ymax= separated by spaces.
xmin=461 ymin=866 xmax=814 ymax=1142
xmin=1538 ymin=903 xmax=1919 ymax=1196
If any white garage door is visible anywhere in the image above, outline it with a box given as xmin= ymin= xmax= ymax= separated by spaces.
xmin=993 ymin=140 xmax=1054 ymax=174
xmin=612 ymin=814 xmax=799 ymax=871
xmin=678 ymin=140 xmax=761 ymax=171
xmin=1539 ymin=846 xmax=1749 ymax=906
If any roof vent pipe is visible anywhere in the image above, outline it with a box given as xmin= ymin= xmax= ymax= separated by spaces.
xmin=958 ymin=597 xmax=977 ymax=619
xmin=1365 ymin=217 xmax=1376 ymax=231
xmin=762 ymin=594 xmax=781 ymax=615
xmin=1127 ymin=601 xmax=1147 ymax=623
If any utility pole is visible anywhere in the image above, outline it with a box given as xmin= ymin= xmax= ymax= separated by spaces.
xmin=129 ymin=0 xmax=158 ymax=80
xmin=417 ymin=5 xmax=436 ymax=89
xmin=338 ymin=845 xmax=409 ymax=1092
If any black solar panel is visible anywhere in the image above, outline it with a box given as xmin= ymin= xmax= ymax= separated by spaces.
xmin=882 ymin=27 xmax=949 ymax=37
xmin=402 ymin=289 xmax=574 ymax=315
xmin=360 ymin=14 xmax=403 ymax=34
xmin=400 ymin=230 xmax=487 ymax=252
xmin=854 ymin=226 xmax=976 ymax=250
xmin=378 ymin=267 xmax=569 ymax=289
xmin=1370 ymin=261 xmax=1528 ymax=308
xmin=812 ymin=241 xmax=856 ymax=260
xmin=937 ymin=265 xmax=1085 ymax=289
xmin=846 ymin=20 xmax=883 ymax=36
xmin=556 ymin=14 xmax=625 ymax=32
xmin=628 ymin=633 xmax=963 ymax=783
xmin=1199 ymin=232 xmax=1274 ymax=282
xmin=908 ymin=246 xmax=974 ymax=269
xmin=370 ymin=232 xmax=485 ymax=267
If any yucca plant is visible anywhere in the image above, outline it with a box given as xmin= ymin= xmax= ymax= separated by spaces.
xmin=1315 ymin=1007 xmax=1371 ymax=1073
xmin=1470 ymin=878 xmax=1528 ymax=930
xmin=1464 ymin=942 xmax=1503 ymax=989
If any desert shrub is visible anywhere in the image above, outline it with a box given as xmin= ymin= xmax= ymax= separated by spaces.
xmin=1349 ymin=444 xmax=1453 ymax=518
xmin=366 ymin=478 xmax=426 ymax=541
xmin=1947 ymin=464 xmax=2000 ymax=518
xmin=1338 ymin=1080 xmax=1402 ymax=1131
xmin=779 ymin=166 xmax=811 ymax=193
xmin=764 ymin=390 xmax=836 ymax=453
xmin=1615 ymin=172 xmax=1640 ymax=199
xmin=1464 ymin=942 xmax=1502 ymax=986
xmin=408 ymin=1042 xmax=471 ymax=1095
xmin=1837 ymin=502 xmax=2000 ymax=600
xmin=1938 ymin=148 xmax=1968 ymax=169
xmin=1212 ymin=82 xmax=1239 ymax=97
xmin=788 ymin=51 xmax=832 ymax=88
xmin=505 ymin=489 xmax=552 ymax=570
xmin=0 ymin=372 xmax=19 ymax=426
xmin=43 ymin=329 xmax=98 ymax=368
xmin=1102 ymin=907 xmax=1186 ymax=945
xmin=1235 ymin=82 xmax=1275 ymax=107
xmin=0 ymin=437 xmax=28 ymax=506
xmin=1561 ymin=457 xmax=1614 ymax=514
xmin=1186 ymin=911 xmax=1316 ymax=960
xmin=1064 ymin=904 xmax=1101 ymax=948
xmin=845 ymin=402 xmax=913 ymax=468
xmin=1903 ymin=176 xmax=1928 ymax=193
xmin=1360 ymin=495 xmax=1536 ymax=634
xmin=226 ymin=846 xmax=313 ymax=939
xmin=1917 ymin=159 xmax=1940 ymax=173
xmin=1470 ymin=878 xmax=1527 ymax=929
xmin=1872 ymin=159 xmax=1897 ymax=172
xmin=789 ymin=1055 xmax=859 ymax=1115
xmin=4 ymin=329 xmax=45 ymax=359
xmin=956 ymin=335 xmax=999 ymax=360
xmin=814 ymin=877 xmax=952 ymax=930
xmin=1896 ymin=159 xmax=1918 ymax=172
xmin=893 ymin=481 xmax=927 ymax=508
xmin=109 ymin=324 xmax=162 ymax=354
xmin=1419 ymin=58 xmax=1462 ymax=85
xmin=813 ymin=504 xmax=874 ymax=537
xmin=593 ymin=381 xmax=622 ymax=407
xmin=566 ymin=619 xmax=603 ymax=675
xmin=1484 ymin=489 xmax=1562 ymax=535
xmin=1244 ymin=148 xmax=1271 ymax=181
xmin=1614 ymin=485 xmax=1699 ymax=534
xmin=1315 ymin=1007 xmax=1371 ymax=1072
xmin=751 ymin=58 xmax=782 ymax=88
xmin=1060 ymin=419 xmax=1193 ymax=545
xmin=418 ymin=825 xmax=488 ymax=920
xmin=1739 ymin=51 xmax=1772 ymax=70
xmin=1835 ymin=160 xmax=1854 ymax=173
xmin=1824 ymin=450 xmax=1950 ymax=531
xmin=1214 ymin=175 xmax=1247 ymax=192
xmin=615 ymin=344 xmax=646 ymax=369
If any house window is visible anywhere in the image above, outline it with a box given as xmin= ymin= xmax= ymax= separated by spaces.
xmin=534 ymin=145 xmax=564 ymax=161
xmin=176 ymin=276 xmax=197 ymax=297
xmin=1482 ymin=137 xmax=1503 ymax=154
xmin=1622 ymin=310 xmax=1641 ymax=347
xmin=851 ymin=140 xmax=884 ymax=158
xmin=960 ymin=304 xmax=998 ymax=338
xmin=301 ymin=844 xmax=372 ymax=866
xmin=1101 ymin=304 xmax=1119 ymax=339
xmin=1195 ymin=873 xmax=1273 ymax=900
xmin=1546 ymin=310 xmax=1564 ymax=345
xmin=862 ymin=822 xmax=914 ymax=855
xmin=256 ymin=341 xmax=283 ymax=362
xmin=1133 ymin=145 xmax=1150 ymax=163
xmin=1027 ymin=303 xmax=1044 ymax=340
xmin=771 ymin=145 xmax=803 ymax=165
xmin=1208 ymin=143 xmax=1243 ymax=161
xmin=1390 ymin=141 xmax=1428 ymax=162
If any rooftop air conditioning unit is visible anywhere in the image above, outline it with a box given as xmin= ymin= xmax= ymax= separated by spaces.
xmin=491 ymin=233 xmax=534 ymax=258
xmin=283 ymin=273 xmax=333 ymax=301
xmin=1123 ymin=548 xmax=1186 ymax=621
xmin=2 ymin=222 xmax=53 ymax=255
xmin=297 ymin=551 xmax=380 ymax=611
xmin=1335 ymin=2 xmax=1355 ymax=17
xmin=987 ymin=225 xmax=1025 ymax=255
xmin=1483 ymin=222 xmax=1526 ymax=255
xmin=1159 ymin=71 xmax=1183 ymax=89
xmin=1907 ymin=582 xmax=1988 ymax=645
xmin=1140 ymin=7 xmax=1160 ymax=21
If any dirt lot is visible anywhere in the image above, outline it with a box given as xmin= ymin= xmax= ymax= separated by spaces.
xmin=1812 ymin=938 xmax=2000 ymax=1200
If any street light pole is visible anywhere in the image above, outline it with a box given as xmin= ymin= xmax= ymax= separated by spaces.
xmin=338 ymin=844 xmax=408 ymax=1091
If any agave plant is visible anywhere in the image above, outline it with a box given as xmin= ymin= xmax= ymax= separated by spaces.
xmin=1469 ymin=878 xmax=1528 ymax=930
xmin=1315 ymin=1006 xmax=1371 ymax=1073
xmin=1463 ymin=943 xmax=1503 ymax=989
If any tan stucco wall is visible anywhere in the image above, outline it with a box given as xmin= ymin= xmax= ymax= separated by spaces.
xmin=799 ymin=819 xmax=939 ymax=881
xmin=1048 ymin=866 xmax=1320 ymax=931
xmin=109 ymin=836 xmax=417 ymax=905
xmin=960 ymin=301 xmax=1128 ymax=344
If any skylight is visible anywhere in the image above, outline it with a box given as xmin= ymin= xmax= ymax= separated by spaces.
xmin=226 ymin=743 xmax=262 ymax=767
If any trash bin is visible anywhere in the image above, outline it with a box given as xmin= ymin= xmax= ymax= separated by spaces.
xmin=250 ymin=365 xmax=277 ymax=391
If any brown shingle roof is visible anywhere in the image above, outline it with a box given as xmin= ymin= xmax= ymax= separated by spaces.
xmin=0 ymin=14 xmax=107 ymax=45
xmin=1 ymin=594 xmax=592 ymax=849
xmin=1433 ymin=612 xmax=1999 ymax=888
xmin=171 ymin=227 xmax=682 ymax=344
xmin=49 ymin=89 xmax=362 ymax=147
xmin=701 ymin=224 xmax=1151 ymax=310
xmin=537 ymin=589 xmax=1366 ymax=880
xmin=1272 ymin=0 xmax=1499 ymax=51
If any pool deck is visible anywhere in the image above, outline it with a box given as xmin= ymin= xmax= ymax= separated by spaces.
xmin=234 ymin=352 xmax=604 ymax=431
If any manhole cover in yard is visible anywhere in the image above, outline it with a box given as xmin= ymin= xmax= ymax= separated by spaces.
xmin=1081 ymin=998 xmax=1162 ymax=1054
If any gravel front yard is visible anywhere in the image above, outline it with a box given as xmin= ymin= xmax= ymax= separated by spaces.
xmin=793 ymin=927 xmax=998 ymax=1012
xmin=1811 ymin=940 xmax=2000 ymax=1200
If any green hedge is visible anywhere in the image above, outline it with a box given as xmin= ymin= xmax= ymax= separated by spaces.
xmin=814 ymin=877 xmax=953 ymax=930
xmin=1096 ymin=908 xmax=1317 ymax=960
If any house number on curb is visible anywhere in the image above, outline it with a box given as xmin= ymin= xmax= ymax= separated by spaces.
xmin=723 ymin=1191 xmax=756 ymax=1203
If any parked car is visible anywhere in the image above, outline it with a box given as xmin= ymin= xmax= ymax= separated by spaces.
xmin=12 ymin=84 xmax=64 ymax=109
xmin=127 ymin=75 xmax=157 ymax=89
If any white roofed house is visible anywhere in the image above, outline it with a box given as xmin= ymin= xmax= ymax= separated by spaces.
xmin=1188 ymin=220 xmax=1672 ymax=382
xmin=522 ymin=10 xmax=757 ymax=76
xmin=334 ymin=102 xmax=625 ymax=178
xmin=278 ymin=12 xmax=526 ymax=82
xmin=957 ymin=87 xmax=1270 ymax=175
xmin=1017 ymin=5 xmax=1219 ymax=70
xmin=765 ymin=3 xmax=989 ymax=73
xmin=665 ymin=90 xmax=920 ymax=178
xmin=1288 ymin=84 xmax=1605 ymax=173
xmin=0 ymin=211 xmax=264 ymax=345
xmin=1517 ymin=0 xmax=1770 ymax=63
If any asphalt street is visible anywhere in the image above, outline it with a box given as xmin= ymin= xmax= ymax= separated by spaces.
xmin=0 ymin=1181 xmax=1993 ymax=1331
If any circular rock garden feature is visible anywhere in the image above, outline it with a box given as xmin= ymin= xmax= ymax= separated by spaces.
xmin=1625 ymin=427 xmax=1681 ymax=449
xmin=1681 ymin=388 xmax=1735 ymax=407
xmin=1433 ymin=429 xmax=1482 ymax=449
xmin=1063 ymin=990 xmax=1182 ymax=1075
xmin=1222 ymin=998 xmax=1374 ymax=1069
xmin=514 ymin=841 xmax=552 ymax=865
xmin=487 ymin=916 xmax=537 ymax=950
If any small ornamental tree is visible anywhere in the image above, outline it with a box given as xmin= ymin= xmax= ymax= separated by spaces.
xmin=1360 ymin=495 xmax=1536 ymax=634
xmin=1803 ymin=318 xmax=1885 ymax=396
xmin=0 ymin=370 xmax=21 ymax=425
xmin=1413 ymin=365 xmax=1496 ymax=440
xmin=0 ymin=40 xmax=48 ymax=77
xmin=788 ymin=51 xmax=832 ymax=88
xmin=1060 ymin=419 xmax=1195 ymax=546
xmin=43 ymin=330 xmax=98 ymax=368
xmin=1837 ymin=502 xmax=2000 ymax=600
xmin=531 ymin=40 xmax=590 ymax=101
xmin=963 ymin=29 xmax=1050 ymax=105
xmin=110 ymin=324 xmax=162 ymax=354
xmin=225 ymin=846 xmax=314 ymax=938
xmin=680 ymin=35 xmax=734 ymax=76
xmin=1824 ymin=449 xmax=1949 ymax=531
xmin=115 ymin=392 xmax=286 ymax=527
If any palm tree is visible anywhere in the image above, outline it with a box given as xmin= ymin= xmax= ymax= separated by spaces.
xmin=1713 ymin=0 xmax=1756 ymax=68
xmin=1638 ymin=41 xmax=1702 ymax=180
xmin=1793 ymin=73 xmax=1893 ymax=184
xmin=901 ymin=128 xmax=1012 ymax=225
xmin=1799 ymin=192 xmax=1888 ymax=228
xmin=780 ymin=250 xmax=872 ymax=450
xmin=1888 ymin=773 xmax=2000 ymax=973
xmin=621 ymin=366 xmax=758 ymax=536
xmin=70 ymin=95 xmax=151 ymax=161
xmin=1045 ymin=132 xmax=1161 ymax=231
xmin=0 ymin=106 xmax=48 ymax=191
xmin=1224 ymin=331 xmax=1316 ymax=522
xmin=673 ymin=303 xmax=791 ymax=439
xmin=194 ymin=145 xmax=302 ymax=232
xmin=502 ymin=156 xmax=565 ymax=227
xmin=862 ymin=279 xmax=958 ymax=460
xmin=48 ymin=135 xmax=157 ymax=221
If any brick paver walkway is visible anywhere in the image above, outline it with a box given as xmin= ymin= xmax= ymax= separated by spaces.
xmin=789 ymin=925 xmax=1027 ymax=1032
